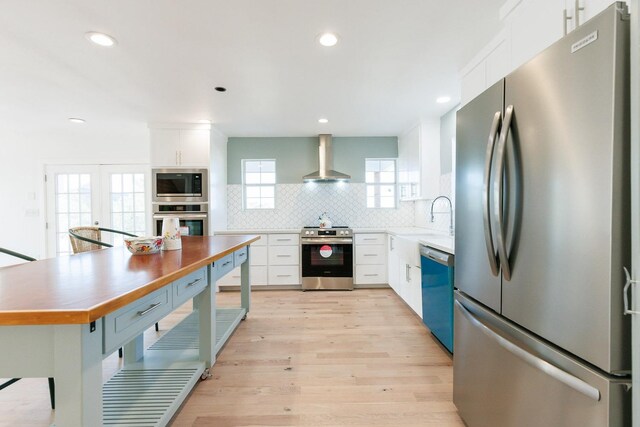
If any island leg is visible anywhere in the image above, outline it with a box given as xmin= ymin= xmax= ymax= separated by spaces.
xmin=240 ymin=246 xmax=251 ymax=317
xmin=53 ymin=322 xmax=103 ymax=427
xmin=197 ymin=264 xmax=217 ymax=371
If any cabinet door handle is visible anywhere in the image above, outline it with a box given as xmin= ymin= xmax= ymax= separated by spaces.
xmin=186 ymin=278 xmax=202 ymax=288
xmin=138 ymin=302 xmax=162 ymax=317
xmin=175 ymin=151 xmax=179 ymax=165
xmin=390 ymin=237 xmax=394 ymax=251
xmin=405 ymin=264 xmax=411 ymax=282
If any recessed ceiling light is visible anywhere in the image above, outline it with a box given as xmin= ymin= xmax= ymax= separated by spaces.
xmin=318 ymin=33 xmax=338 ymax=47
xmin=318 ymin=118 xmax=329 ymax=124
xmin=214 ymin=87 xmax=227 ymax=92
xmin=68 ymin=118 xmax=85 ymax=123
xmin=85 ymin=32 xmax=117 ymax=47
xmin=436 ymin=96 xmax=451 ymax=104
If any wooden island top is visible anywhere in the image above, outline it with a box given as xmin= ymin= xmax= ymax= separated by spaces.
xmin=0 ymin=235 xmax=259 ymax=325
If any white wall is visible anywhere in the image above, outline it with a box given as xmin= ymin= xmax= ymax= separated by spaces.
xmin=209 ymin=127 xmax=228 ymax=231
xmin=0 ymin=124 xmax=149 ymax=265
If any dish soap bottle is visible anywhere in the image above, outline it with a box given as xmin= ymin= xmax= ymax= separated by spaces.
xmin=318 ymin=212 xmax=332 ymax=229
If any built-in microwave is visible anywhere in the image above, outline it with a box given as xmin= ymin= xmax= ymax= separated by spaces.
xmin=152 ymin=168 xmax=208 ymax=203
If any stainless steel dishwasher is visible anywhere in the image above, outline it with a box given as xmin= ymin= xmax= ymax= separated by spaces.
xmin=420 ymin=245 xmax=454 ymax=353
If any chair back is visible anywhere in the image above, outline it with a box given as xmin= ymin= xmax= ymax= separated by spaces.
xmin=69 ymin=226 xmax=104 ymax=253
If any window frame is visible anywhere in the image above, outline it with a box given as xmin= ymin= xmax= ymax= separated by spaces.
xmin=242 ymin=159 xmax=277 ymax=210
xmin=365 ymin=158 xmax=397 ymax=209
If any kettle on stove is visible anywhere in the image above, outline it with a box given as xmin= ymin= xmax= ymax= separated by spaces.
xmin=318 ymin=212 xmax=332 ymax=229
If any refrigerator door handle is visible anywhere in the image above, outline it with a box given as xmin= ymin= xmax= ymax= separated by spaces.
xmin=623 ymin=267 xmax=640 ymax=315
xmin=455 ymin=300 xmax=601 ymax=402
xmin=483 ymin=111 xmax=501 ymax=276
xmin=493 ymin=104 xmax=514 ymax=281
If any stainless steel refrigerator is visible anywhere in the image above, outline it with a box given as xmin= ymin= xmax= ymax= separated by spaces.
xmin=454 ymin=3 xmax=632 ymax=426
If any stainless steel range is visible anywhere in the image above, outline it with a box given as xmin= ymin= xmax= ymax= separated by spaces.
xmin=300 ymin=226 xmax=353 ymax=290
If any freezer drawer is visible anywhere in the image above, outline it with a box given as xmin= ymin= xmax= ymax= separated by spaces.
xmin=453 ymin=291 xmax=630 ymax=427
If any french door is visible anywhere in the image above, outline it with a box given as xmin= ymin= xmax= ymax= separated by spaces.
xmin=45 ymin=165 xmax=151 ymax=257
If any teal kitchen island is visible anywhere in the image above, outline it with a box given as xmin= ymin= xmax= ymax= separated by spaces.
xmin=0 ymin=235 xmax=259 ymax=426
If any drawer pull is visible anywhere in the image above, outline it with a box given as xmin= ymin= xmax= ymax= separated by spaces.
xmin=276 ymin=238 xmax=291 ymax=241
xmin=277 ymin=274 xmax=292 ymax=277
xmin=186 ymin=278 xmax=202 ymax=288
xmin=137 ymin=302 xmax=162 ymax=317
xmin=238 ymin=251 xmax=246 ymax=257
xmin=277 ymin=254 xmax=291 ymax=257
xmin=363 ymin=238 xmax=377 ymax=241
xmin=222 ymin=261 xmax=232 ymax=267
xmin=363 ymin=254 xmax=377 ymax=257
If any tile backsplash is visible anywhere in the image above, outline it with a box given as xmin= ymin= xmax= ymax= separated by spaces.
xmin=227 ymin=183 xmax=414 ymax=229
xmin=414 ymin=172 xmax=455 ymax=233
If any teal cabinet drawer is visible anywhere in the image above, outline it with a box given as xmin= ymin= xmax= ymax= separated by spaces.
xmin=173 ymin=267 xmax=207 ymax=308
xmin=103 ymin=286 xmax=172 ymax=355
xmin=215 ymin=253 xmax=235 ymax=280
xmin=234 ymin=247 xmax=248 ymax=266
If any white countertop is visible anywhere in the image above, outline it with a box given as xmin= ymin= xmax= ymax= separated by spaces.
xmin=386 ymin=228 xmax=454 ymax=254
xmin=214 ymin=226 xmax=454 ymax=254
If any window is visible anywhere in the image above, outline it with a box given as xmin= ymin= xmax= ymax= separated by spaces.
xmin=366 ymin=159 xmax=396 ymax=208
xmin=243 ymin=159 xmax=276 ymax=209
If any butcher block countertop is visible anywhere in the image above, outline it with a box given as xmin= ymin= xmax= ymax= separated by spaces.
xmin=0 ymin=235 xmax=259 ymax=326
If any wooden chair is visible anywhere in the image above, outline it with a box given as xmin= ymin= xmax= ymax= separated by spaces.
xmin=68 ymin=227 xmax=161 ymax=358
xmin=0 ymin=247 xmax=56 ymax=410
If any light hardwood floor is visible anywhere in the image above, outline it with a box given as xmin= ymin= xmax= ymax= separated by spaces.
xmin=0 ymin=289 xmax=463 ymax=427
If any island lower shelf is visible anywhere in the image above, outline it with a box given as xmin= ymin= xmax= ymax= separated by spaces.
xmin=102 ymin=307 xmax=247 ymax=426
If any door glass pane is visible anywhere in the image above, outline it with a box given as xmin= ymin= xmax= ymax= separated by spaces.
xmin=108 ymin=172 xmax=146 ymax=243
xmin=54 ymin=173 xmax=93 ymax=256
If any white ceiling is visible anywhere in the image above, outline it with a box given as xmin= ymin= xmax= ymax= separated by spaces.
xmin=0 ymin=1 xmax=505 ymax=138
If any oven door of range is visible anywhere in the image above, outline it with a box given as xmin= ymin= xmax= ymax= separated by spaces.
xmin=153 ymin=213 xmax=208 ymax=236
xmin=300 ymin=238 xmax=353 ymax=278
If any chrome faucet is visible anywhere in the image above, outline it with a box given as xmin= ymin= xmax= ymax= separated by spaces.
xmin=429 ymin=195 xmax=454 ymax=236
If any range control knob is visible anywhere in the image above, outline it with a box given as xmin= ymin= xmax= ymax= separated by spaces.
xmin=344 ymin=230 xmax=349 ymax=235
xmin=305 ymin=231 xmax=310 ymax=235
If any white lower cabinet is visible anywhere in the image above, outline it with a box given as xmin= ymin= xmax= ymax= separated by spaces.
xmin=217 ymin=232 xmax=300 ymax=287
xmin=218 ymin=234 xmax=268 ymax=286
xmin=354 ymin=233 xmax=387 ymax=285
xmin=387 ymin=234 xmax=422 ymax=318
xmin=266 ymin=234 xmax=299 ymax=285
xmin=268 ymin=265 xmax=299 ymax=285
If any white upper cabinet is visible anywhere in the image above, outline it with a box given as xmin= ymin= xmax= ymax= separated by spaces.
xmin=460 ymin=0 xmax=623 ymax=106
xmin=397 ymin=120 xmax=440 ymax=201
xmin=150 ymin=126 xmax=210 ymax=168
xmin=398 ymin=124 xmax=421 ymax=200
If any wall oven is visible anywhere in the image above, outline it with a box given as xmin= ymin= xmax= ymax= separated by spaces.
xmin=152 ymin=168 xmax=208 ymax=203
xmin=300 ymin=227 xmax=353 ymax=290
xmin=152 ymin=204 xmax=208 ymax=236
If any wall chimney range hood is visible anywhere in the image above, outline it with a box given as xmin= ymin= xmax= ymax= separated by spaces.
xmin=303 ymin=134 xmax=351 ymax=182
